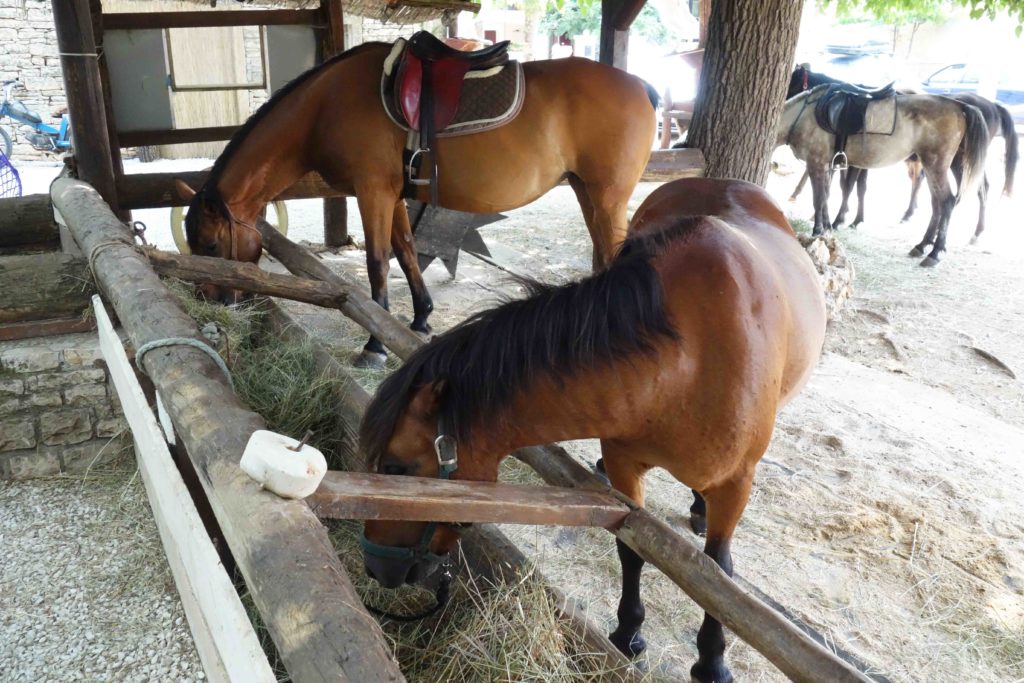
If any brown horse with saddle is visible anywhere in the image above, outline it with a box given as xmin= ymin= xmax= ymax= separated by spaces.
xmin=175 ymin=33 xmax=657 ymax=365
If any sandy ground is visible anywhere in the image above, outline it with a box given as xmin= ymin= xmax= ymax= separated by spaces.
xmin=13 ymin=142 xmax=1024 ymax=682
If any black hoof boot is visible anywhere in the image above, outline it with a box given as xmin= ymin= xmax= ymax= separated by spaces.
xmin=609 ymin=629 xmax=647 ymax=658
xmin=690 ymin=658 xmax=733 ymax=683
xmin=690 ymin=513 xmax=707 ymax=536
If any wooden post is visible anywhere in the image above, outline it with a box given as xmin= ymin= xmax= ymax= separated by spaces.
xmin=319 ymin=0 xmax=349 ymax=247
xmin=699 ymin=0 xmax=712 ymax=48
xmin=50 ymin=177 xmax=404 ymax=683
xmin=88 ymin=0 xmax=128 ymax=221
xmin=51 ymin=0 xmax=121 ymax=211
xmin=599 ymin=0 xmax=645 ymax=70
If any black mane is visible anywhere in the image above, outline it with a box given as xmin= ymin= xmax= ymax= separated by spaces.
xmin=360 ymin=224 xmax=698 ymax=468
xmin=185 ymin=41 xmax=389 ymax=249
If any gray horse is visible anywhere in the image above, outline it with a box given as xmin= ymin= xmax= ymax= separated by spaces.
xmin=779 ymin=84 xmax=989 ymax=266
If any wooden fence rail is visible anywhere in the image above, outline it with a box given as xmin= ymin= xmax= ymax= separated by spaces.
xmin=51 ymin=177 xmax=404 ymax=683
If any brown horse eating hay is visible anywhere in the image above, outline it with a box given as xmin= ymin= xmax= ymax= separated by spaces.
xmin=359 ymin=178 xmax=827 ymax=682
xmin=175 ymin=40 xmax=657 ymax=366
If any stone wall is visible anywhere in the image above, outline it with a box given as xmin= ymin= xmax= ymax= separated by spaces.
xmin=0 ymin=0 xmax=67 ymax=160
xmin=0 ymin=332 xmax=129 ymax=479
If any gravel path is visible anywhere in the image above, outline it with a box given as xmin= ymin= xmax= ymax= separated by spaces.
xmin=0 ymin=471 xmax=205 ymax=682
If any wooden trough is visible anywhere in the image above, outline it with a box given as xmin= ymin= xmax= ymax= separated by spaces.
xmin=54 ymin=175 xmax=874 ymax=683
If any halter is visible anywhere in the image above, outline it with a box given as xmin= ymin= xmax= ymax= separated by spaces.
xmin=359 ymin=418 xmax=459 ymax=621
xmin=222 ymin=204 xmax=261 ymax=261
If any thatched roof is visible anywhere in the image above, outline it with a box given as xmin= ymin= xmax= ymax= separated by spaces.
xmin=143 ymin=0 xmax=481 ymax=24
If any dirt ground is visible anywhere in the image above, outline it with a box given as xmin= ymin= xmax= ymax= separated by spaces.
xmin=15 ymin=142 xmax=1024 ymax=681
xmin=279 ymin=145 xmax=1024 ymax=682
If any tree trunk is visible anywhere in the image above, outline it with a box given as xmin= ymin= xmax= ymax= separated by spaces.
xmin=685 ymin=0 xmax=803 ymax=185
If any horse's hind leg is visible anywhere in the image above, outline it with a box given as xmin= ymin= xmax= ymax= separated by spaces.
xmin=901 ymin=158 xmax=925 ymax=223
xmin=690 ymin=474 xmax=754 ymax=683
xmin=971 ymin=172 xmax=989 ymax=245
xmin=832 ymin=167 xmax=859 ymax=229
xmin=808 ymin=164 xmax=831 ymax=235
xmin=789 ymin=170 xmax=810 ymax=202
xmin=915 ymin=161 xmax=956 ymax=266
xmin=389 ymin=200 xmax=434 ymax=334
xmin=690 ymin=489 xmax=707 ymax=535
xmin=853 ymin=167 xmax=868 ymax=227
xmin=354 ymin=189 xmax=398 ymax=367
xmin=569 ymin=174 xmax=630 ymax=269
xmin=601 ymin=451 xmax=652 ymax=658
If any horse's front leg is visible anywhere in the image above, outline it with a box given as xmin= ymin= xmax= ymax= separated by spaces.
xmin=901 ymin=159 xmax=924 ymax=223
xmin=390 ymin=200 xmax=434 ymax=335
xmin=831 ymin=168 xmax=856 ymax=229
xmin=690 ymin=475 xmax=753 ymax=683
xmin=354 ymin=189 xmax=398 ymax=368
xmin=852 ymin=167 xmax=868 ymax=228
xmin=808 ymin=164 xmax=830 ymax=235
xmin=602 ymin=451 xmax=651 ymax=658
xmin=971 ymin=173 xmax=990 ymax=245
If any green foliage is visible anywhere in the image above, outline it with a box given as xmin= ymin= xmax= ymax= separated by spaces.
xmin=823 ymin=0 xmax=1024 ymax=31
xmin=540 ymin=0 xmax=600 ymax=37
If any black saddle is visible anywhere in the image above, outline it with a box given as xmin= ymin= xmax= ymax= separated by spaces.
xmin=407 ymin=31 xmax=510 ymax=69
xmin=814 ymin=82 xmax=897 ymax=168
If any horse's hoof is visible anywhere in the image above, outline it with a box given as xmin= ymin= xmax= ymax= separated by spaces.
xmin=919 ymin=256 xmax=941 ymax=268
xmin=690 ymin=513 xmax=707 ymax=536
xmin=609 ymin=629 xmax=647 ymax=658
xmin=691 ymin=658 xmax=734 ymax=683
xmin=969 ymin=236 xmax=979 ymax=246
xmin=812 ymin=228 xmax=824 ymax=237
xmin=353 ymin=350 xmax=387 ymax=369
xmin=850 ymin=220 xmax=863 ymax=230
xmin=787 ymin=196 xmax=798 ymax=203
xmin=908 ymin=246 xmax=925 ymax=258
xmin=411 ymin=322 xmax=433 ymax=339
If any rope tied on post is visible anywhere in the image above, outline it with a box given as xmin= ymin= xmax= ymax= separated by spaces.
xmin=135 ymin=337 xmax=234 ymax=390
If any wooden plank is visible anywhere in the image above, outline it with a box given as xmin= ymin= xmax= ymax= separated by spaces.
xmin=0 ymin=194 xmax=59 ymax=250
xmin=117 ymin=126 xmax=239 ymax=147
xmin=94 ymin=295 xmax=275 ymax=683
xmin=641 ymin=148 xmax=706 ymax=182
xmin=0 ymin=317 xmax=97 ymax=342
xmin=52 ymin=177 xmax=404 ymax=683
xmin=308 ymin=471 xmax=629 ymax=528
xmin=0 ymin=253 xmax=96 ymax=323
xmin=103 ymin=9 xmax=320 ymax=30
xmin=146 ymin=249 xmax=349 ymax=309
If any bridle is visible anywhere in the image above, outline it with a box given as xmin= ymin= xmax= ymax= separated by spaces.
xmin=359 ymin=418 xmax=462 ymax=621
xmin=222 ymin=204 xmax=262 ymax=261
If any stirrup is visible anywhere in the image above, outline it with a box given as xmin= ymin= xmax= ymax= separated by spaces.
xmin=831 ymin=151 xmax=849 ymax=171
xmin=407 ymin=148 xmax=431 ymax=186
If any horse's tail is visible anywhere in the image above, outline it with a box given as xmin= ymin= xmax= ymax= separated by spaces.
xmin=955 ymin=102 xmax=989 ymax=203
xmin=641 ymin=79 xmax=660 ymax=111
xmin=995 ymin=102 xmax=1018 ymax=196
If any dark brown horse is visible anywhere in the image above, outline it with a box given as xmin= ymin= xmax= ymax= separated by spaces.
xmin=359 ymin=178 xmax=826 ymax=682
xmin=175 ymin=41 xmax=657 ymax=365
xmin=899 ymin=92 xmax=1018 ymax=243
xmin=779 ymin=84 xmax=989 ymax=265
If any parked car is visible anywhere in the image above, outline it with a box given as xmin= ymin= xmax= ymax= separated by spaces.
xmin=920 ymin=63 xmax=1024 ymax=124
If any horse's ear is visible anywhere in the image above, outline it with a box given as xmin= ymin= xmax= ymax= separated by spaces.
xmin=408 ymin=379 xmax=446 ymax=418
xmin=175 ymin=179 xmax=196 ymax=201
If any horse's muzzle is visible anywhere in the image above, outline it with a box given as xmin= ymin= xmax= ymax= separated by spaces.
xmin=364 ymin=552 xmax=445 ymax=589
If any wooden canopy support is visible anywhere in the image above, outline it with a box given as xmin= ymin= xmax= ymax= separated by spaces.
xmin=309 ymin=471 xmax=630 ymax=528
xmin=102 ymin=9 xmax=320 ymax=30
xmin=117 ymin=150 xmax=705 ymax=210
xmin=50 ymin=177 xmax=404 ymax=683
xmin=255 ymin=224 xmax=873 ymax=683
xmin=319 ymin=0 xmax=350 ymax=247
xmin=599 ymin=0 xmax=646 ymax=69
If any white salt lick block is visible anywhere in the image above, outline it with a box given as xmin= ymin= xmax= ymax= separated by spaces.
xmin=240 ymin=430 xmax=327 ymax=499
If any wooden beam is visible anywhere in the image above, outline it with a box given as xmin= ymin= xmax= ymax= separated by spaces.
xmin=0 ymin=194 xmax=59 ymax=250
xmin=102 ymin=9 xmax=320 ymax=31
xmin=94 ymin=295 xmax=276 ymax=683
xmin=50 ymin=177 xmax=404 ymax=683
xmin=117 ymin=126 xmax=239 ymax=148
xmin=0 ymin=253 xmax=96 ymax=324
xmin=53 ymin=0 xmax=121 ymax=211
xmin=0 ymin=317 xmax=97 ymax=342
xmin=116 ymin=149 xmax=706 ymax=210
xmin=146 ymin=249 xmax=349 ymax=309
xmin=308 ymin=471 xmax=629 ymax=528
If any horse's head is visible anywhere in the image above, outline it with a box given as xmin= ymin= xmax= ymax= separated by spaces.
xmin=175 ymin=179 xmax=263 ymax=305
xmin=786 ymin=63 xmax=812 ymax=100
xmin=361 ymin=381 xmax=465 ymax=588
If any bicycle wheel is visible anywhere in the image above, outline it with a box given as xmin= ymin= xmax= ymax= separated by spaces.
xmin=170 ymin=200 xmax=289 ymax=255
xmin=0 ymin=127 xmax=12 ymax=159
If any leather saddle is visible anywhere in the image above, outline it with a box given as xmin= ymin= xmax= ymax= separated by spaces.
xmin=396 ymin=31 xmax=510 ymax=204
xmin=814 ymin=82 xmax=897 ymax=169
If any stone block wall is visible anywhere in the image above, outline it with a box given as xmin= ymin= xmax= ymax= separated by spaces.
xmin=0 ymin=0 xmax=67 ymax=160
xmin=0 ymin=332 xmax=130 ymax=479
